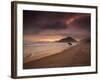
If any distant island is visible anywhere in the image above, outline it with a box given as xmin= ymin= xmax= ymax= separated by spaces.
xmin=56 ymin=36 xmax=77 ymax=43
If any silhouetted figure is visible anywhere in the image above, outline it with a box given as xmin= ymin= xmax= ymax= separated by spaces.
xmin=68 ymin=42 xmax=72 ymax=45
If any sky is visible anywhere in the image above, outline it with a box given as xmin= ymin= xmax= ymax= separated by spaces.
xmin=23 ymin=10 xmax=91 ymax=42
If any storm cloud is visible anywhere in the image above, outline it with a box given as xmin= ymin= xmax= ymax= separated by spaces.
xmin=23 ymin=10 xmax=91 ymax=41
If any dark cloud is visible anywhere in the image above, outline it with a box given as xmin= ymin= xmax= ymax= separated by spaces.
xmin=42 ymin=21 xmax=68 ymax=30
xmin=72 ymin=15 xmax=91 ymax=30
xmin=23 ymin=10 xmax=90 ymax=35
xmin=23 ymin=10 xmax=69 ymax=34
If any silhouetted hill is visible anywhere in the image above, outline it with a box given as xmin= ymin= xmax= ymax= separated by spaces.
xmin=57 ymin=36 xmax=77 ymax=42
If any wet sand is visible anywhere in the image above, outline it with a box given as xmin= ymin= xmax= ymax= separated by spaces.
xmin=23 ymin=42 xmax=90 ymax=69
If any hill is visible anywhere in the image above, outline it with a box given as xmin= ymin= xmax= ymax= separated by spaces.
xmin=57 ymin=36 xmax=77 ymax=42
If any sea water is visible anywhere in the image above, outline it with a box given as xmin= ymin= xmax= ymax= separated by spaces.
xmin=24 ymin=42 xmax=77 ymax=63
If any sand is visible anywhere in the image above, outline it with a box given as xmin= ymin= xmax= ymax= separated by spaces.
xmin=23 ymin=41 xmax=90 ymax=69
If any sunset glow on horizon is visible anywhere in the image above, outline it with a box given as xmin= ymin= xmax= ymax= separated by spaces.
xmin=24 ymin=35 xmax=65 ymax=42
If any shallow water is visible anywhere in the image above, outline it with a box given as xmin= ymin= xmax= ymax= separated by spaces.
xmin=24 ymin=42 xmax=77 ymax=63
